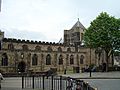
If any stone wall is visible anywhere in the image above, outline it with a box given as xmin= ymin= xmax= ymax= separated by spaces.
xmin=0 ymin=38 xmax=94 ymax=73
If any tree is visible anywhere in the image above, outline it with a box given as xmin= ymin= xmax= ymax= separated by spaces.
xmin=84 ymin=12 xmax=120 ymax=71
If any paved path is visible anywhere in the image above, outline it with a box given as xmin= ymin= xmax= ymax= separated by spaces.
xmin=61 ymin=71 xmax=120 ymax=78
xmin=1 ymin=77 xmax=39 ymax=90
xmin=61 ymin=71 xmax=120 ymax=90
xmin=82 ymin=79 xmax=120 ymax=90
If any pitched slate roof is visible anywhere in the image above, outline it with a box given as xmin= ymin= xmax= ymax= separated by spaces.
xmin=71 ymin=18 xmax=85 ymax=30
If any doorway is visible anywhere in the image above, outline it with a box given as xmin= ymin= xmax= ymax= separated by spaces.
xmin=18 ymin=61 xmax=26 ymax=73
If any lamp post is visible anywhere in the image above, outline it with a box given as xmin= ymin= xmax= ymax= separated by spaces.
xmin=90 ymin=47 xmax=92 ymax=77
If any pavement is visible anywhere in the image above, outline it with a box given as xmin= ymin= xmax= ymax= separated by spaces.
xmin=0 ymin=77 xmax=38 ymax=90
xmin=61 ymin=71 xmax=120 ymax=78
xmin=0 ymin=71 xmax=120 ymax=90
xmin=62 ymin=71 xmax=120 ymax=90
xmin=1 ymin=87 xmax=36 ymax=90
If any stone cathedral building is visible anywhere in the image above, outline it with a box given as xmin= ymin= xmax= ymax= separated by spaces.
xmin=0 ymin=19 xmax=109 ymax=74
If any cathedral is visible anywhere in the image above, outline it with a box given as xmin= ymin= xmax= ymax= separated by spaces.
xmin=0 ymin=19 xmax=110 ymax=74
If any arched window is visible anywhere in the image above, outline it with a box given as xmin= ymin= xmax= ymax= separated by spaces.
xmin=8 ymin=43 xmax=14 ymax=50
xmin=70 ymin=55 xmax=74 ymax=64
xmin=67 ymin=47 xmax=71 ymax=52
xmin=22 ymin=45 xmax=29 ymax=51
xmin=58 ymin=47 xmax=62 ymax=52
xmin=1 ymin=53 xmax=8 ymax=66
xmin=32 ymin=54 xmax=38 ymax=65
xmin=35 ymin=46 xmax=41 ymax=51
xmin=59 ymin=55 xmax=63 ymax=65
xmin=80 ymin=55 xmax=84 ymax=64
xmin=47 ymin=46 xmax=52 ymax=52
xmin=46 ymin=54 xmax=51 ymax=65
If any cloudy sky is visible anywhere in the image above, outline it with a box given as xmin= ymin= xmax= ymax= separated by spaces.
xmin=0 ymin=0 xmax=120 ymax=42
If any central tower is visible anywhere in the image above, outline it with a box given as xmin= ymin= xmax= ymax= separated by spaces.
xmin=64 ymin=18 xmax=85 ymax=46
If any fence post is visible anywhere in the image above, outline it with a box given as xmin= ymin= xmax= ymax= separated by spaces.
xmin=22 ymin=76 xmax=24 ymax=89
xmin=60 ymin=76 xmax=62 ymax=90
xmin=43 ymin=75 xmax=45 ymax=90
xmin=32 ymin=75 xmax=34 ymax=89
xmin=51 ymin=75 xmax=54 ymax=90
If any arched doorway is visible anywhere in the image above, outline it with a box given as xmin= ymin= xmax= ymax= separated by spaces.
xmin=18 ymin=61 xmax=26 ymax=73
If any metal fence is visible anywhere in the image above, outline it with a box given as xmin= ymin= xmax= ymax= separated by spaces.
xmin=22 ymin=75 xmax=97 ymax=90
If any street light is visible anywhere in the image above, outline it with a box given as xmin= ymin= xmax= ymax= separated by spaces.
xmin=90 ymin=48 xmax=92 ymax=77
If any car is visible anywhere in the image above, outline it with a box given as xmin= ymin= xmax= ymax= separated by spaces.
xmin=84 ymin=66 xmax=96 ymax=72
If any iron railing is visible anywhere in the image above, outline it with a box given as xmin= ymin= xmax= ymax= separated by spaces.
xmin=22 ymin=75 xmax=97 ymax=90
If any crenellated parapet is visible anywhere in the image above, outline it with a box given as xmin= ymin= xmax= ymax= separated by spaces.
xmin=3 ymin=38 xmax=65 ymax=46
xmin=1 ymin=37 xmax=80 ymax=53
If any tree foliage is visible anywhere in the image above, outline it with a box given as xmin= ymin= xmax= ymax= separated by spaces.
xmin=84 ymin=12 xmax=120 ymax=50
xmin=84 ymin=12 xmax=120 ymax=71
